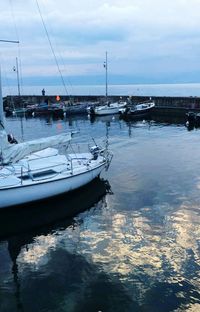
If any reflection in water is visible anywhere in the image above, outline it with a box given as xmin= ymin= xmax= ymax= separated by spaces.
xmin=0 ymin=178 xmax=116 ymax=312
xmin=151 ymin=114 xmax=186 ymax=126
xmin=0 ymin=178 xmax=110 ymax=239
xmin=1 ymin=115 xmax=200 ymax=311
xmin=72 ymin=205 xmax=200 ymax=305
xmin=2 ymin=196 xmax=200 ymax=312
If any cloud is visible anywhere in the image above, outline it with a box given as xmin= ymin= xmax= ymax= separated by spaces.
xmin=1 ymin=0 xmax=200 ymax=91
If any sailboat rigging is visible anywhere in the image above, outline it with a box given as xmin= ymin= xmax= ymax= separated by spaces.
xmin=35 ymin=0 xmax=70 ymax=99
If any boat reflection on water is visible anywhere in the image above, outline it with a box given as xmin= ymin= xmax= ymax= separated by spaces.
xmin=89 ymin=114 xmax=120 ymax=124
xmin=151 ymin=114 xmax=186 ymax=125
xmin=0 ymin=177 xmax=111 ymax=239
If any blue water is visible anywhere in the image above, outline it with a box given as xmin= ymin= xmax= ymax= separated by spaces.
xmin=0 ymin=114 xmax=200 ymax=311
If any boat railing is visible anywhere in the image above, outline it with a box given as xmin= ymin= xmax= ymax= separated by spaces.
xmin=17 ymin=161 xmax=69 ymax=182
xmin=15 ymin=153 xmax=95 ymax=182
xmin=1 ymin=139 xmax=111 ymax=184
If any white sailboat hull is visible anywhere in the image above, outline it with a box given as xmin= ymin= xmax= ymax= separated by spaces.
xmin=95 ymin=107 xmax=120 ymax=115
xmin=93 ymin=102 xmax=127 ymax=116
xmin=0 ymin=162 xmax=106 ymax=209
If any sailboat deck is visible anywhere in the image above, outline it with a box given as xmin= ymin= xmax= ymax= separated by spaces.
xmin=0 ymin=153 xmax=105 ymax=189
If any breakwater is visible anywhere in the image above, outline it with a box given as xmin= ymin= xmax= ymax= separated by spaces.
xmin=4 ymin=94 xmax=200 ymax=116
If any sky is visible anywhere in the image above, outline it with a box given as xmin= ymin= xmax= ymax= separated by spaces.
xmin=1 ymin=0 xmax=200 ymax=95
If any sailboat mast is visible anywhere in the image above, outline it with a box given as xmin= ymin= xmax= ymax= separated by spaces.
xmin=15 ymin=57 xmax=20 ymax=97
xmin=105 ymin=51 xmax=108 ymax=101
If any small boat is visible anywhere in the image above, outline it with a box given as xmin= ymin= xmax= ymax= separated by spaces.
xmin=63 ymin=102 xmax=89 ymax=115
xmin=31 ymin=103 xmax=64 ymax=117
xmin=12 ymin=107 xmax=27 ymax=116
xmin=87 ymin=52 xmax=127 ymax=116
xmin=120 ymin=101 xmax=155 ymax=118
xmin=88 ymin=100 xmax=127 ymax=116
xmin=186 ymin=111 xmax=200 ymax=127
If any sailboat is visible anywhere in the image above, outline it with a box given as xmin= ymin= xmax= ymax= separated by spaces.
xmin=119 ymin=99 xmax=155 ymax=119
xmin=87 ymin=52 xmax=127 ymax=116
xmin=0 ymin=46 xmax=112 ymax=210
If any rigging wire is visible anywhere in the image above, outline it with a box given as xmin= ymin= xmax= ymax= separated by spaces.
xmin=35 ymin=0 xmax=70 ymax=97
xmin=39 ymin=2 xmax=74 ymax=94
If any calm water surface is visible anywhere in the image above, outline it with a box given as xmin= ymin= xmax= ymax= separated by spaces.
xmin=0 ymin=114 xmax=200 ymax=312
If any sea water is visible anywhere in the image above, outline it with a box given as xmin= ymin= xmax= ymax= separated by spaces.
xmin=0 ymin=114 xmax=200 ymax=312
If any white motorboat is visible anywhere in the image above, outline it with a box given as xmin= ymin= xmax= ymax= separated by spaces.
xmin=0 ymin=78 xmax=112 ymax=210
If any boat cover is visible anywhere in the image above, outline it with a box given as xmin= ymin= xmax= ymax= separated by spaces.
xmin=0 ymin=131 xmax=71 ymax=165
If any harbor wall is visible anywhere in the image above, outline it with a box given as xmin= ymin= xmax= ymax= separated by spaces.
xmin=4 ymin=95 xmax=200 ymax=116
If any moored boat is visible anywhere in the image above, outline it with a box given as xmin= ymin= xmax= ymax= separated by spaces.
xmin=31 ymin=102 xmax=64 ymax=117
xmin=87 ymin=52 xmax=127 ymax=116
xmin=120 ymin=100 xmax=155 ymax=118
xmin=63 ymin=102 xmax=89 ymax=115
xmin=12 ymin=107 xmax=27 ymax=116
xmin=87 ymin=100 xmax=127 ymax=116
xmin=186 ymin=111 xmax=200 ymax=128
xmin=0 ymin=144 xmax=112 ymax=209
xmin=0 ymin=112 xmax=112 ymax=209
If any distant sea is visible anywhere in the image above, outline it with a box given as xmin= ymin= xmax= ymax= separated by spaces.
xmin=3 ymin=83 xmax=200 ymax=97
